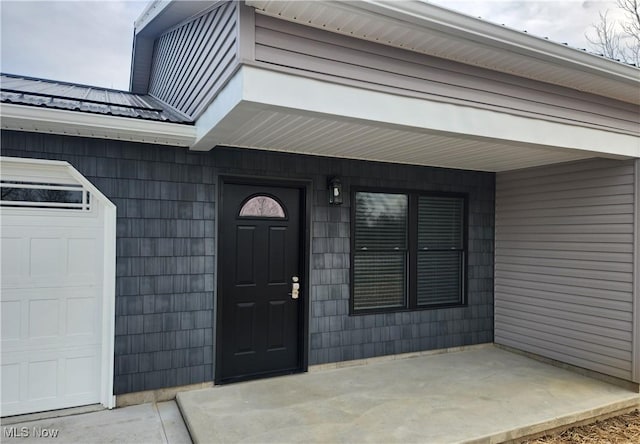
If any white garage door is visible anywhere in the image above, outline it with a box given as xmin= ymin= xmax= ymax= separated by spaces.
xmin=1 ymin=157 xmax=116 ymax=417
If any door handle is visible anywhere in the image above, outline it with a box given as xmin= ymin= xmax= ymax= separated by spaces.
xmin=290 ymin=276 xmax=300 ymax=299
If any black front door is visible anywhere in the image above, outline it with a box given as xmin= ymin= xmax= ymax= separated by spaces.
xmin=218 ymin=182 xmax=303 ymax=383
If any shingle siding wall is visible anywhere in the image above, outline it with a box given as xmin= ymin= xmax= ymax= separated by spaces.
xmin=2 ymin=131 xmax=495 ymax=393
xmin=206 ymin=148 xmax=495 ymax=365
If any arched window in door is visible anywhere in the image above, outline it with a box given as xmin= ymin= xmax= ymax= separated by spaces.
xmin=238 ymin=195 xmax=286 ymax=218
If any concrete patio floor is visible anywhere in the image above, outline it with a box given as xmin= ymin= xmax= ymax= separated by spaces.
xmin=177 ymin=345 xmax=640 ymax=444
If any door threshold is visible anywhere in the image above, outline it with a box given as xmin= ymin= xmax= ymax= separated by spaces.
xmin=217 ymin=367 xmax=304 ymax=385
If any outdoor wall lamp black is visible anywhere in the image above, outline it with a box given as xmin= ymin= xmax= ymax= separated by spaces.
xmin=328 ymin=176 xmax=343 ymax=205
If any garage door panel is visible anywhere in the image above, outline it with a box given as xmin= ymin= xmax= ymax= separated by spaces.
xmin=1 ymin=363 xmax=21 ymax=405
xmin=66 ymin=296 xmax=98 ymax=336
xmin=1 ymin=346 xmax=101 ymax=416
xmin=2 ymin=228 xmax=101 ymax=289
xmin=28 ymin=359 xmax=59 ymax=401
xmin=2 ymin=157 xmax=114 ymax=416
xmin=65 ymin=355 xmax=98 ymax=396
xmin=1 ymin=237 xmax=25 ymax=278
xmin=67 ymin=238 xmax=98 ymax=278
xmin=30 ymin=238 xmax=66 ymax=277
xmin=2 ymin=289 xmax=100 ymax=351
xmin=1 ymin=300 xmax=21 ymax=341
xmin=29 ymin=298 xmax=61 ymax=338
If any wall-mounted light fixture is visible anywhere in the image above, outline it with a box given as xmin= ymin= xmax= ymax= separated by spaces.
xmin=328 ymin=176 xmax=343 ymax=205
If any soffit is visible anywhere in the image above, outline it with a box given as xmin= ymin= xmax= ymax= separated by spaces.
xmin=207 ymin=103 xmax=595 ymax=172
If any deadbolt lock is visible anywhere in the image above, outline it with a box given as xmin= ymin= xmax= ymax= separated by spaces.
xmin=291 ymin=276 xmax=300 ymax=299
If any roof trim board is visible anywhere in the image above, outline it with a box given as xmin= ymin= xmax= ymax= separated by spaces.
xmin=0 ymin=103 xmax=196 ymax=147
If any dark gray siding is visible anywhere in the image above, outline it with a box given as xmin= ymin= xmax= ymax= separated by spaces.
xmin=495 ymin=158 xmax=636 ymax=381
xmin=2 ymin=131 xmax=494 ymax=393
xmin=148 ymin=2 xmax=238 ymax=119
xmin=253 ymin=14 xmax=638 ymax=135
xmin=200 ymin=148 xmax=495 ymax=365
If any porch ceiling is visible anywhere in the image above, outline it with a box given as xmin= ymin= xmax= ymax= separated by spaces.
xmin=202 ymin=103 xmax=593 ymax=172
xmin=191 ymin=66 xmax=638 ymax=172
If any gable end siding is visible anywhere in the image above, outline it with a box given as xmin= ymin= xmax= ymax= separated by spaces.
xmin=148 ymin=1 xmax=239 ymax=119
xmin=495 ymin=158 xmax=636 ymax=381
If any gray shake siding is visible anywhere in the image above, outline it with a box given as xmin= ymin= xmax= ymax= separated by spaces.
xmin=495 ymin=158 xmax=637 ymax=381
xmin=148 ymin=1 xmax=238 ymax=119
xmin=211 ymin=148 xmax=495 ymax=365
xmin=2 ymin=130 xmax=494 ymax=394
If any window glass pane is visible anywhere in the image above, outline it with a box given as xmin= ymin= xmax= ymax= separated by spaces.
xmin=418 ymin=196 xmax=463 ymax=249
xmin=355 ymin=192 xmax=407 ymax=250
xmin=417 ymin=251 xmax=462 ymax=306
xmin=1 ymin=187 xmax=83 ymax=204
xmin=353 ymin=252 xmax=406 ymax=310
xmin=239 ymin=195 xmax=285 ymax=218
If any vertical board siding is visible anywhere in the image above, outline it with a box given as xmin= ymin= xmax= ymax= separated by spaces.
xmin=3 ymin=130 xmax=495 ymax=393
xmin=253 ymin=14 xmax=638 ymax=134
xmin=495 ymin=158 xmax=636 ymax=381
xmin=148 ymin=2 xmax=238 ymax=119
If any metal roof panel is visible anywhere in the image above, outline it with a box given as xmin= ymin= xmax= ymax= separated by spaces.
xmin=0 ymin=73 xmax=193 ymax=124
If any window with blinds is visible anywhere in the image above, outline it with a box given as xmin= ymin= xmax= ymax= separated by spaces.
xmin=353 ymin=192 xmax=407 ymax=311
xmin=417 ymin=196 xmax=464 ymax=306
xmin=351 ymin=190 xmax=466 ymax=313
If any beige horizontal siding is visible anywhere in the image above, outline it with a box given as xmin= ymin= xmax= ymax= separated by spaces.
xmin=254 ymin=14 xmax=639 ymax=135
xmin=495 ymin=158 xmax=636 ymax=381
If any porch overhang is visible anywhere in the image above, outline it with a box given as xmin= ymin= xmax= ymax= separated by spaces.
xmin=191 ymin=65 xmax=640 ymax=172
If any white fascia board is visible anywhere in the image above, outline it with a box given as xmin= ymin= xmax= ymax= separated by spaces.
xmin=356 ymin=1 xmax=639 ymax=84
xmin=193 ymin=65 xmax=640 ymax=157
xmin=1 ymin=103 xmax=196 ymax=147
